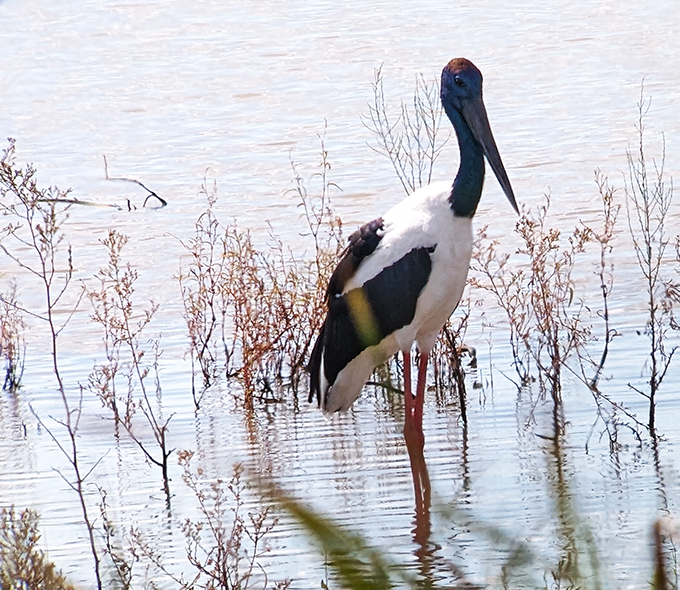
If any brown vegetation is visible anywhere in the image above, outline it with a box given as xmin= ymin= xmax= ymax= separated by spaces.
xmin=624 ymin=92 xmax=678 ymax=435
xmin=0 ymin=281 xmax=24 ymax=392
xmin=179 ymin=143 xmax=343 ymax=409
xmin=87 ymin=229 xmax=173 ymax=500
xmin=0 ymin=506 xmax=74 ymax=590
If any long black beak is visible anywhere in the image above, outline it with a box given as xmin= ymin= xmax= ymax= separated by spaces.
xmin=463 ymin=97 xmax=519 ymax=214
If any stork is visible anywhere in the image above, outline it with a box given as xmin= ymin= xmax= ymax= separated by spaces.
xmin=308 ymin=58 xmax=518 ymax=430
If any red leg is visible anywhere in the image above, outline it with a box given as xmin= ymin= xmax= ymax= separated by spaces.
xmin=403 ymin=351 xmax=430 ymax=555
xmin=404 ymin=415 xmax=429 ymax=546
xmin=413 ymin=351 xmax=428 ymax=430
xmin=403 ymin=350 xmax=414 ymax=422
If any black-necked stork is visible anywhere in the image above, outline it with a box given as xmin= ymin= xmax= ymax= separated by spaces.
xmin=308 ymin=58 xmax=518 ymax=428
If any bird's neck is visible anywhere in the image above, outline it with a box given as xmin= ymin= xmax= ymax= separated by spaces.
xmin=447 ymin=109 xmax=485 ymax=218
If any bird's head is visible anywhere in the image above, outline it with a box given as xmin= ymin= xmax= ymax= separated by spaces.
xmin=441 ymin=58 xmax=518 ymax=214
xmin=440 ymin=58 xmax=483 ymax=112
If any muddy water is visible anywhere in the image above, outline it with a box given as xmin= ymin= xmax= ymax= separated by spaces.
xmin=1 ymin=0 xmax=680 ymax=587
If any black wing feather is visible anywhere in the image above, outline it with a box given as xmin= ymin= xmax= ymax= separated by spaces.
xmin=326 ymin=218 xmax=384 ymax=300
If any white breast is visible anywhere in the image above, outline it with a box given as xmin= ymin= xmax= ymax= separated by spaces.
xmin=344 ymin=180 xmax=473 ymax=353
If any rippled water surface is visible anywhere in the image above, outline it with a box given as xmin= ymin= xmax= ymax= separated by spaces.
xmin=2 ymin=0 xmax=680 ymax=588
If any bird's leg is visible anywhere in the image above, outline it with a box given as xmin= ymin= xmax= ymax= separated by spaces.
xmin=413 ymin=351 xmax=429 ymax=431
xmin=403 ymin=350 xmax=415 ymax=422
xmin=403 ymin=415 xmax=430 ymax=549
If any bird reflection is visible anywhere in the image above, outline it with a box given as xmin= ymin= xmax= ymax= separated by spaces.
xmin=402 ymin=402 xmax=471 ymax=585
xmin=403 ymin=417 xmax=433 ymax=571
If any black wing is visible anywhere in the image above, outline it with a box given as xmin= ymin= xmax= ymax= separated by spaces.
xmin=308 ymin=241 xmax=435 ymax=406
xmin=308 ymin=218 xmax=385 ymax=405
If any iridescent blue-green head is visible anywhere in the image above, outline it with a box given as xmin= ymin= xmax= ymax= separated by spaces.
xmin=441 ymin=58 xmax=518 ymax=215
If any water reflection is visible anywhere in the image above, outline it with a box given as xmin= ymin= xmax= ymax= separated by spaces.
xmin=651 ymin=435 xmax=669 ymax=515
xmin=542 ymin=399 xmax=601 ymax=588
xmin=404 ymin=417 xmax=431 ymax=570
xmin=0 ymin=391 xmax=33 ymax=500
xmin=404 ymin=380 xmax=477 ymax=587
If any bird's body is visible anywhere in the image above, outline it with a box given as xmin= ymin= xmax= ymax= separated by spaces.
xmin=314 ymin=181 xmax=473 ymax=412
xmin=308 ymin=58 xmax=518 ymax=425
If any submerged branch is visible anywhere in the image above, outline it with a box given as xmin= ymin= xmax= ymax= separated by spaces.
xmin=103 ymin=154 xmax=167 ymax=208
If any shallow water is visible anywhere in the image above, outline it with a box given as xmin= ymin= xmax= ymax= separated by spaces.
xmin=1 ymin=0 xmax=680 ymax=588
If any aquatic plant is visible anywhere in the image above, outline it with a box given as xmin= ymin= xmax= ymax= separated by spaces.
xmin=178 ymin=179 xmax=232 ymax=402
xmin=0 ymin=281 xmax=24 ymax=392
xmin=179 ymin=142 xmax=342 ymax=406
xmin=285 ymin=138 xmax=344 ymax=388
xmin=0 ymin=138 xmax=103 ymax=589
xmin=87 ymin=229 xmax=173 ymax=501
xmin=95 ymin=488 xmax=138 ymax=590
xmin=0 ymin=506 xmax=75 ymax=590
xmin=132 ymin=453 xmax=290 ymax=590
xmin=429 ymin=309 xmax=471 ymax=423
xmin=586 ymin=170 xmax=620 ymax=389
xmin=515 ymin=196 xmax=593 ymax=399
xmin=470 ymin=194 xmax=595 ymax=403
xmin=624 ymin=90 xmax=678 ymax=435
xmin=363 ymin=65 xmax=449 ymax=195
xmin=470 ymin=224 xmax=534 ymax=386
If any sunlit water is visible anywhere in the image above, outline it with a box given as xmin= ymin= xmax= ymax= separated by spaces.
xmin=1 ymin=0 xmax=680 ymax=588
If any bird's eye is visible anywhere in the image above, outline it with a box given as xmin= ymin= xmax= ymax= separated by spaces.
xmin=454 ymin=76 xmax=466 ymax=88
